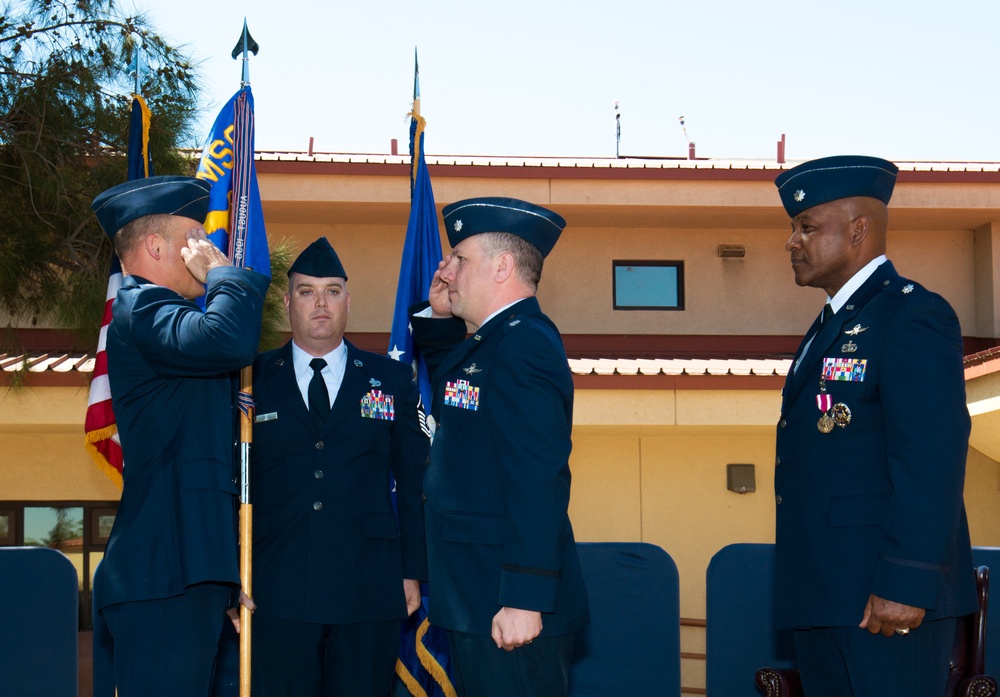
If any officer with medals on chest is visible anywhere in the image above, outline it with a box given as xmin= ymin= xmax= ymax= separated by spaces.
xmin=250 ymin=238 xmax=428 ymax=696
xmin=410 ymin=198 xmax=589 ymax=697
xmin=773 ymin=156 xmax=977 ymax=696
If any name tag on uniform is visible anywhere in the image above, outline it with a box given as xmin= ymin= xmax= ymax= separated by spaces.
xmin=822 ymin=357 xmax=867 ymax=382
xmin=255 ymin=412 xmax=278 ymax=423
xmin=445 ymin=379 xmax=480 ymax=411
xmin=360 ymin=390 xmax=395 ymax=420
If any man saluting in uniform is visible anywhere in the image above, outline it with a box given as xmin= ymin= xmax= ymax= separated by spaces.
xmin=410 ymin=197 xmax=589 ymax=697
xmin=91 ymin=175 xmax=269 ymax=696
xmin=773 ymin=156 xmax=977 ymax=696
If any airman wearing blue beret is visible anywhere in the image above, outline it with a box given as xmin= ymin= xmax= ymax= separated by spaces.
xmin=773 ymin=157 xmax=977 ymax=697
xmin=91 ymin=175 xmax=269 ymax=697
xmin=410 ymin=197 xmax=589 ymax=697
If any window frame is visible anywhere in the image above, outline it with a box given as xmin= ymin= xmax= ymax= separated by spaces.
xmin=612 ymin=260 xmax=686 ymax=311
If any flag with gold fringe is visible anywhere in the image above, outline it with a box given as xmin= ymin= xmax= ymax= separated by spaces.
xmin=390 ymin=53 xmax=456 ymax=697
xmin=84 ymin=94 xmax=152 ymax=487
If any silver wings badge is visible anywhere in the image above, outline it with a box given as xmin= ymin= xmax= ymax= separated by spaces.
xmin=844 ymin=324 xmax=868 ymax=336
xmin=463 ymin=363 xmax=482 ymax=375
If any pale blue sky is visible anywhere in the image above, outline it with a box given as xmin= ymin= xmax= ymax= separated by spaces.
xmin=130 ymin=0 xmax=1000 ymax=162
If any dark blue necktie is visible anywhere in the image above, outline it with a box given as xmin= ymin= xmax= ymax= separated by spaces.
xmin=822 ymin=303 xmax=834 ymax=324
xmin=308 ymin=358 xmax=330 ymax=428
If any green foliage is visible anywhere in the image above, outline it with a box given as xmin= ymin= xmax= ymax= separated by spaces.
xmin=260 ymin=238 xmax=294 ymax=352
xmin=0 ymin=0 xmax=200 ymax=345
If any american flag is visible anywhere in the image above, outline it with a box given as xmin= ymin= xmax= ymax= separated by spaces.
xmin=84 ymin=94 xmax=152 ymax=487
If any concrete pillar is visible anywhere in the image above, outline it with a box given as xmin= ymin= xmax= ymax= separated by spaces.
xmin=973 ymin=222 xmax=1000 ymax=338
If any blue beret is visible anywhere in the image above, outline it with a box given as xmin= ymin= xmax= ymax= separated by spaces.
xmin=775 ymin=155 xmax=898 ymax=218
xmin=288 ymin=237 xmax=348 ymax=281
xmin=92 ymin=175 xmax=212 ymax=239
xmin=442 ymin=197 xmax=566 ymax=258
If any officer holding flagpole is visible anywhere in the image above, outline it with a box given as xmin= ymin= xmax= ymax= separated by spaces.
xmin=91 ymin=176 xmax=269 ymax=697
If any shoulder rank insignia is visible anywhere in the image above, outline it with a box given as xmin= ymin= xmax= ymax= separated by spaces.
xmin=844 ymin=324 xmax=868 ymax=336
xmin=902 ymin=284 xmax=914 ymax=294
xmin=463 ymin=363 xmax=482 ymax=375
xmin=369 ymin=378 xmax=381 ymax=387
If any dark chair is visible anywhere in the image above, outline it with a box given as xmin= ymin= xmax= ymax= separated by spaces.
xmin=755 ymin=566 xmax=998 ymax=697
xmin=0 ymin=547 xmax=79 ymax=697
xmin=568 ymin=542 xmax=681 ymax=696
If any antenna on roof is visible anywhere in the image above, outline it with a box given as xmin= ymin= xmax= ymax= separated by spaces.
xmin=614 ymin=101 xmax=621 ymax=159
xmin=679 ymin=116 xmax=695 ymax=160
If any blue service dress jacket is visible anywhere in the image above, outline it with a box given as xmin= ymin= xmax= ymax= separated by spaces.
xmin=97 ymin=266 xmax=269 ymax=611
xmin=250 ymin=340 xmax=428 ymax=625
xmin=774 ymin=260 xmax=977 ymax=629
xmin=410 ymin=297 xmax=590 ymax=637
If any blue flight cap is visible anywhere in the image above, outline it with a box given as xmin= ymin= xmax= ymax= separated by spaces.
xmin=442 ymin=197 xmax=566 ymax=258
xmin=775 ymin=155 xmax=898 ymax=218
xmin=92 ymin=175 xmax=212 ymax=239
xmin=288 ymin=237 xmax=348 ymax=281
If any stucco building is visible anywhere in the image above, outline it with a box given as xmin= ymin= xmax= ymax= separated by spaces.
xmin=4 ymin=151 xmax=1000 ymax=693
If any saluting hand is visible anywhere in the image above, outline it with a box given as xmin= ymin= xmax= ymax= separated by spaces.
xmin=428 ymin=256 xmax=453 ymax=318
xmin=180 ymin=227 xmax=231 ymax=283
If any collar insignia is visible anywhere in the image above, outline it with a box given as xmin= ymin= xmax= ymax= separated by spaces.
xmin=354 ymin=359 xmax=363 ymax=367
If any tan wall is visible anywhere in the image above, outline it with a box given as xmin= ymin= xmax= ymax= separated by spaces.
xmin=3 ymin=380 xmax=998 ymax=690
xmin=5 ymin=383 xmax=996 ymax=589
xmin=267 ymin=220 xmax=979 ymax=338
xmin=567 ymin=421 xmax=1000 ymax=691
xmin=0 ymin=387 xmax=120 ymax=500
